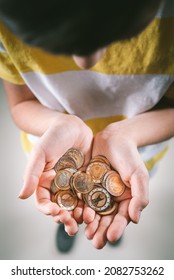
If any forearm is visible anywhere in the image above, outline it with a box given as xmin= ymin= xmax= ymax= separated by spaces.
xmin=3 ymin=80 xmax=70 ymax=136
xmin=115 ymin=108 xmax=174 ymax=147
xmin=10 ymin=98 xmax=65 ymax=136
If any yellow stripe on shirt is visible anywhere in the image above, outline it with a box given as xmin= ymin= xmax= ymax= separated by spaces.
xmin=85 ymin=115 xmax=127 ymax=135
xmin=144 ymin=145 xmax=168 ymax=171
xmin=1 ymin=17 xmax=174 ymax=82
xmin=0 ymin=50 xmax=24 ymax=84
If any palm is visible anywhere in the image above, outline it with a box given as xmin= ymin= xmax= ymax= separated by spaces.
xmin=84 ymin=127 xmax=149 ymax=248
xmin=20 ymin=116 xmax=93 ymax=235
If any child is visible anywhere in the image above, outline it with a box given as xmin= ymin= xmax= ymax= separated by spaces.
xmin=0 ymin=0 xmax=174 ymax=251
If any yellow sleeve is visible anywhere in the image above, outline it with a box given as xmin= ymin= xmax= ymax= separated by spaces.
xmin=0 ymin=22 xmax=24 ymax=84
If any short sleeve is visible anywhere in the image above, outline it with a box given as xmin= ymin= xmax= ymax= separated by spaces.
xmin=0 ymin=22 xmax=24 ymax=84
xmin=0 ymin=41 xmax=24 ymax=84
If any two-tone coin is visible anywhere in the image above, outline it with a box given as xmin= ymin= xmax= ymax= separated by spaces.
xmin=65 ymin=148 xmax=85 ymax=169
xmin=99 ymin=201 xmax=117 ymax=216
xmin=103 ymin=170 xmax=125 ymax=196
xmin=54 ymin=156 xmax=77 ymax=172
xmin=54 ymin=169 xmax=72 ymax=190
xmin=86 ymin=162 xmax=110 ymax=183
xmin=56 ymin=190 xmax=78 ymax=211
xmin=86 ymin=185 xmax=111 ymax=212
xmin=72 ymin=171 xmax=94 ymax=194
xmin=90 ymin=155 xmax=111 ymax=166
xmin=50 ymin=180 xmax=59 ymax=194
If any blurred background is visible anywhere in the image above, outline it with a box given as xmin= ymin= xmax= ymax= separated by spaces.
xmin=0 ymin=80 xmax=174 ymax=260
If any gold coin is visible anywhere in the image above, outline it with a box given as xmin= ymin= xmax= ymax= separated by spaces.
xmin=50 ymin=180 xmax=59 ymax=194
xmin=102 ymin=170 xmax=118 ymax=185
xmin=54 ymin=156 xmax=77 ymax=172
xmin=103 ymin=170 xmax=125 ymax=196
xmin=99 ymin=201 xmax=117 ymax=216
xmin=90 ymin=155 xmax=111 ymax=166
xmin=54 ymin=169 xmax=72 ymax=190
xmin=56 ymin=190 xmax=78 ymax=211
xmin=86 ymin=162 xmax=110 ymax=183
xmin=65 ymin=148 xmax=84 ymax=169
xmin=72 ymin=171 xmax=94 ymax=194
xmin=64 ymin=167 xmax=77 ymax=174
xmin=54 ymin=191 xmax=60 ymax=203
xmin=86 ymin=186 xmax=111 ymax=212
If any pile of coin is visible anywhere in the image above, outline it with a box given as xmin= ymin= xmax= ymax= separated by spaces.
xmin=51 ymin=148 xmax=126 ymax=216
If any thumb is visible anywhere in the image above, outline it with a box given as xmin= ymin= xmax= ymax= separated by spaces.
xmin=18 ymin=145 xmax=46 ymax=199
xmin=128 ymin=165 xmax=149 ymax=223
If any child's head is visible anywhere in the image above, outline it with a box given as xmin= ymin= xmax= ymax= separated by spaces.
xmin=0 ymin=0 xmax=163 ymax=56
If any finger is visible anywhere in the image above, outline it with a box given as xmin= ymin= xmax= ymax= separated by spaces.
xmin=92 ymin=213 xmax=116 ymax=249
xmin=53 ymin=215 xmax=62 ymax=224
xmin=107 ymin=199 xmax=130 ymax=243
xmin=73 ymin=200 xmax=84 ymax=224
xmin=57 ymin=210 xmax=79 ymax=235
xmin=85 ymin=214 xmax=101 ymax=240
xmin=74 ymin=125 xmax=93 ymax=166
xmin=129 ymin=166 xmax=149 ymax=223
xmin=35 ymin=185 xmax=61 ymax=215
xmin=39 ymin=169 xmax=56 ymax=189
xmin=52 ymin=210 xmax=78 ymax=235
xmin=83 ymin=205 xmax=96 ymax=224
xmin=19 ymin=144 xmax=46 ymax=199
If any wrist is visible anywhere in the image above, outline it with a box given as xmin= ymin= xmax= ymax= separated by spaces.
xmin=101 ymin=119 xmax=138 ymax=146
xmin=50 ymin=113 xmax=93 ymax=145
xmin=105 ymin=108 xmax=174 ymax=148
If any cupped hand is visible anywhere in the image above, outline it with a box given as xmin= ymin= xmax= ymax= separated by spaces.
xmin=18 ymin=114 xmax=93 ymax=234
xmin=84 ymin=120 xmax=149 ymax=249
xmin=35 ymin=169 xmax=83 ymax=235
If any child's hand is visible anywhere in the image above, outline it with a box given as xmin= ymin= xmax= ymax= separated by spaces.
xmin=35 ymin=169 xmax=96 ymax=235
xmin=18 ymin=114 xmax=93 ymax=234
xmin=84 ymin=121 xmax=149 ymax=249
xmin=84 ymin=187 xmax=132 ymax=248
xmin=35 ymin=169 xmax=80 ymax=235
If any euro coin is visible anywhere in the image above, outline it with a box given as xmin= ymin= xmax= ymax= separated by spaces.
xmin=54 ymin=156 xmax=77 ymax=172
xmin=65 ymin=148 xmax=84 ymax=169
xmin=99 ymin=201 xmax=117 ymax=216
xmin=56 ymin=190 xmax=78 ymax=211
xmin=90 ymin=155 xmax=111 ymax=166
xmin=64 ymin=167 xmax=77 ymax=174
xmin=54 ymin=169 xmax=72 ymax=190
xmin=86 ymin=162 xmax=110 ymax=183
xmin=72 ymin=171 xmax=94 ymax=194
xmin=103 ymin=170 xmax=125 ymax=196
xmin=86 ymin=185 xmax=111 ymax=212
xmin=50 ymin=180 xmax=59 ymax=194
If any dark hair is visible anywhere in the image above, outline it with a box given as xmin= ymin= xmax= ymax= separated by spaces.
xmin=0 ymin=0 xmax=163 ymax=55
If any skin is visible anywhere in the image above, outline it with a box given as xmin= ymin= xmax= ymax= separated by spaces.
xmin=3 ymin=48 xmax=174 ymax=248
xmin=72 ymin=48 xmax=106 ymax=69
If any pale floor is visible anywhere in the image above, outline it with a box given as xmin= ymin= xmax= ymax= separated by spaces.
xmin=0 ymin=82 xmax=174 ymax=260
